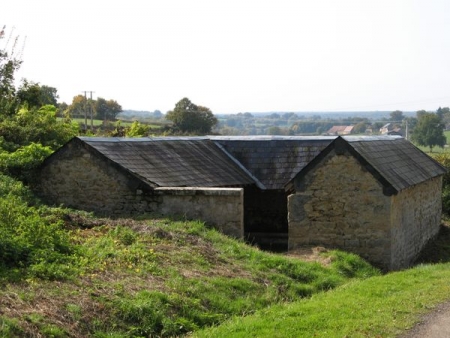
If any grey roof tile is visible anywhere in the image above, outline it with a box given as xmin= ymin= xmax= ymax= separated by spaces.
xmin=213 ymin=137 xmax=333 ymax=189
xmin=344 ymin=136 xmax=447 ymax=191
xmin=80 ymin=137 xmax=255 ymax=188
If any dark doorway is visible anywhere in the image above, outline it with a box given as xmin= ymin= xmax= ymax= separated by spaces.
xmin=243 ymin=186 xmax=288 ymax=251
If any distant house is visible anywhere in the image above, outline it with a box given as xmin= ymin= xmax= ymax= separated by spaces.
xmin=388 ymin=127 xmax=403 ymax=136
xmin=36 ymin=135 xmax=446 ymax=270
xmin=380 ymin=123 xmax=392 ymax=134
xmin=326 ymin=125 xmax=354 ymax=135
xmin=380 ymin=123 xmax=403 ymax=136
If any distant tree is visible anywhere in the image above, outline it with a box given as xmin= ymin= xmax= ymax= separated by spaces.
xmin=436 ymin=107 xmax=450 ymax=120
xmin=267 ymin=126 xmax=284 ymax=135
xmin=66 ymin=95 xmax=87 ymax=118
xmin=416 ymin=110 xmax=428 ymax=119
xmin=166 ymin=97 xmax=218 ymax=134
xmin=411 ymin=112 xmax=446 ymax=152
xmin=16 ymin=81 xmax=59 ymax=109
xmin=152 ymin=110 xmax=163 ymax=118
xmin=316 ymin=126 xmax=324 ymax=135
xmin=281 ymin=112 xmax=297 ymax=120
xmin=94 ymin=97 xmax=108 ymax=120
xmin=268 ymin=113 xmax=280 ymax=119
xmin=92 ymin=97 xmax=121 ymax=121
xmin=105 ymin=99 xmax=122 ymax=120
xmin=353 ymin=122 xmax=367 ymax=134
xmin=0 ymin=38 xmax=22 ymax=116
xmin=371 ymin=122 xmax=383 ymax=132
xmin=93 ymin=97 xmax=121 ymax=121
xmin=390 ymin=110 xmax=404 ymax=122
xmin=40 ymin=85 xmax=59 ymax=106
xmin=56 ymin=102 xmax=68 ymax=117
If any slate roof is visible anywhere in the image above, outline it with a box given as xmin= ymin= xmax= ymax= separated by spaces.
xmin=344 ymin=136 xmax=447 ymax=192
xmin=69 ymin=135 xmax=445 ymax=193
xmin=79 ymin=137 xmax=255 ymax=188
xmin=212 ymin=136 xmax=334 ymax=189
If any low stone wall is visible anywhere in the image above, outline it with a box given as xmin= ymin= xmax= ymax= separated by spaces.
xmin=153 ymin=187 xmax=244 ymax=238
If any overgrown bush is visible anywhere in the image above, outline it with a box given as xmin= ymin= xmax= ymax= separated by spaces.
xmin=432 ymin=153 xmax=450 ymax=215
xmin=0 ymin=142 xmax=53 ymax=181
xmin=0 ymin=174 xmax=76 ymax=280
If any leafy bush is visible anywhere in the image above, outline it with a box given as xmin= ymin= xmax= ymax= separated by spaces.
xmin=431 ymin=153 xmax=450 ymax=215
xmin=0 ymin=174 xmax=76 ymax=280
xmin=0 ymin=142 xmax=53 ymax=181
xmin=0 ymin=105 xmax=78 ymax=150
xmin=125 ymin=121 xmax=150 ymax=137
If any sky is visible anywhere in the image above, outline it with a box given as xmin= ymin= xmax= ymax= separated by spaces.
xmin=2 ymin=0 xmax=450 ymax=114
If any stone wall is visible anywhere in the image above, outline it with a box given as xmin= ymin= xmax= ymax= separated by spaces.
xmin=288 ymin=151 xmax=392 ymax=268
xmin=38 ymin=142 xmax=244 ymax=238
xmin=153 ymin=188 xmax=244 ymax=238
xmin=389 ymin=176 xmax=442 ymax=270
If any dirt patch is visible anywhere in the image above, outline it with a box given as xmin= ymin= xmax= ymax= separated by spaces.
xmin=286 ymin=246 xmax=332 ymax=266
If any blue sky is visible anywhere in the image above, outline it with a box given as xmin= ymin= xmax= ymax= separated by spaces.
xmin=2 ymin=0 xmax=450 ymax=114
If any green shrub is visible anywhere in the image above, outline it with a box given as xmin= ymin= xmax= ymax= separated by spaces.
xmin=0 ymin=317 xmax=24 ymax=337
xmin=0 ymin=175 xmax=76 ymax=280
xmin=0 ymin=142 xmax=53 ymax=181
xmin=431 ymin=153 xmax=450 ymax=215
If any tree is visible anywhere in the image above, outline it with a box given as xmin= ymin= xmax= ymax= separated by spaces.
xmin=66 ymin=95 xmax=87 ymax=118
xmin=353 ymin=122 xmax=367 ymax=134
xmin=411 ymin=112 xmax=446 ymax=152
xmin=166 ymin=97 xmax=218 ymax=134
xmin=390 ymin=110 xmax=404 ymax=122
xmin=16 ymin=80 xmax=59 ymax=109
xmin=267 ymin=126 xmax=284 ymax=135
xmin=436 ymin=107 xmax=450 ymax=120
xmin=105 ymin=99 xmax=122 ymax=120
xmin=0 ymin=34 xmax=22 ymax=116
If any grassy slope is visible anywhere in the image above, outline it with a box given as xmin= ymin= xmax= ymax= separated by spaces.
xmin=1 ymin=172 xmax=450 ymax=337
xmin=0 ymin=211 xmax=379 ymax=338
xmin=195 ymin=224 xmax=450 ymax=337
xmin=195 ymin=264 xmax=450 ymax=338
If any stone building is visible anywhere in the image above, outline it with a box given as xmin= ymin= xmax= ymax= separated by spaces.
xmin=37 ymin=135 xmax=446 ymax=270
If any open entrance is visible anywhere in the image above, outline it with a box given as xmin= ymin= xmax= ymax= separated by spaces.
xmin=243 ymin=186 xmax=288 ymax=252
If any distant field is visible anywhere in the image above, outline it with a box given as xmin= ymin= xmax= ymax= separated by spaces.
xmin=59 ymin=117 xmax=163 ymax=129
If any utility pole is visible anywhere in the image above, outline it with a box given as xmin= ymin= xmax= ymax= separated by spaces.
xmin=82 ymin=91 xmax=94 ymax=132
xmin=89 ymin=91 xmax=94 ymax=130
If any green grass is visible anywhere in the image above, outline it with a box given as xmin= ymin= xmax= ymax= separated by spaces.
xmin=57 ymin=117 xmax=163 ymax=129
xmin=195 ymin=263 xmax=450 ymax=338
xmin=0 ymin=200 xmax=380 ymax=337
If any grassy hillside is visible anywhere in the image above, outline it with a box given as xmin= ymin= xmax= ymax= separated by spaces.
xmin=0 ymin=174 xmax=380 ymax=337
